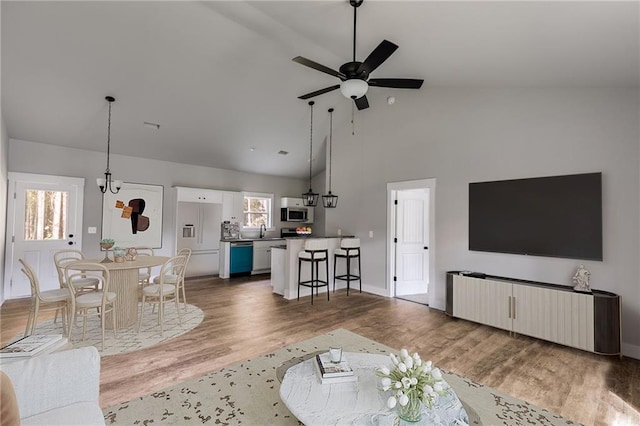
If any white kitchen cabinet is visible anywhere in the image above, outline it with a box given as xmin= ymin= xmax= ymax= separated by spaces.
xmin=281 ymin=197 xmax=304 ymax=208
xmin=252 ymin=240 xmax=284 ymax=273
xmin=219 ymin=241 xmax=230 ymax=279
xmin=306 ymin=206 xmax=314 ymax=224
xmin=176 ymin=187 xmax=223 ymax=203
xmin=222 ymin=191 xmax=243 ymax=222
xmin=270 ymin=247 xmax=286 ymax=295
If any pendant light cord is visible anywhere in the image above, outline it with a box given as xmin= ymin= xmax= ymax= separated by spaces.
xmin=308 ymin=101 xmax=314 ymax=189
xmin=328 ymin=108 xmax=334 ymax=192
xmin=106 ymin=99 xmax=112 ymax=173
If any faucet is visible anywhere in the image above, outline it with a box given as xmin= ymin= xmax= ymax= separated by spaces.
xmin=259 ymin=224 xmax=266 ymax=239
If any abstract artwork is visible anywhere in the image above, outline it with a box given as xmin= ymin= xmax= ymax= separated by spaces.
xmin=102 ymin=182 xmax=163 ymax=248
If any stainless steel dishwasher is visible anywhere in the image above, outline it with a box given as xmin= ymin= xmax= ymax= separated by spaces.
xmin=229 ymin=241 xmax=253 ymax=275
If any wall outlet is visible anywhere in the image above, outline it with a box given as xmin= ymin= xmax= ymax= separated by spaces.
xmin=88 ymin=227 xmax=97 ymax=234
xmin=369 ymin=230 xmax=374 ymax=238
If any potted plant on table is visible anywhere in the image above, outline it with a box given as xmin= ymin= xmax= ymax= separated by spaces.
xmin=376 ymin=349 xmax=451 ymax=422
xmin=99 ymin=238 xmax=115 ymax=263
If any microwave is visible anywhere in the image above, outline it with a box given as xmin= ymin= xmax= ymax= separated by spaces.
xmin=281 ymin=207 xmax=308 ymax=222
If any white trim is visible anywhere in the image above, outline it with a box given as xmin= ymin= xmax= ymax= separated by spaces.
xmin=386 ymin=178 xmax=436 ymax=303
xmin=622 ymin=342 xmax=640 ymax=360
xmin=242 ymin=191 xmax=275 ymax=230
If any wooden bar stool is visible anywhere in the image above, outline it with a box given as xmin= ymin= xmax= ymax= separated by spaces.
xmin=298 ymin=239 xmax=329 ymax=305
xmin=333 ymin=238 xmax=361 ymax=295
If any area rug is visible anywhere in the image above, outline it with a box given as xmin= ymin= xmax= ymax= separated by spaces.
xmin=103 ymin=328 xmax=578 ymax=425
xmin=12 ymin=303 xmax=203 ymax=357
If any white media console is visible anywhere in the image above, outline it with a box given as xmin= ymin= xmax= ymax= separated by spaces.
xmin=446 ymin=272 xmax=621 ymax=356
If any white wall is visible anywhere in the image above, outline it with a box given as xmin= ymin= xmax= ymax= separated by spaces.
xmin=0 ymin=116 xmax=8 ymax=305
xmin=326 ymin=87 xmax=640 ymax=357
xmin=8 ymin=139 xmax=307 ymax=260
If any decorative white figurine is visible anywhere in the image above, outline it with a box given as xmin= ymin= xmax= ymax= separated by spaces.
xmin=572 ymin=265 xmax=592 ymax=293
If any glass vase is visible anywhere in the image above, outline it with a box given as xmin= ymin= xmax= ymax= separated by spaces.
xmin=396 ymin=392 xmax=423 ymax=423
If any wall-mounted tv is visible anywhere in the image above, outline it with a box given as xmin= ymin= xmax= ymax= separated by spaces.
xmin=469 ymin=172 xmax=602 ymax=261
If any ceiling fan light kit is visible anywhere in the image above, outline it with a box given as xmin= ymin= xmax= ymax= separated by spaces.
xmin=340 ymin=79 xmax=368 ymax=100
xmin=293 ymin=0 xmax=423 ymax=110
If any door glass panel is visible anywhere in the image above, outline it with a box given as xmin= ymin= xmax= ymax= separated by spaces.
xmin=24 ymin=189 xmax=68 ymax=241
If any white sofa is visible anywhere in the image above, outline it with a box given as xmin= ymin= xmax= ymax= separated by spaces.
xmin=0 ymin=346 xmax=105 ymax=425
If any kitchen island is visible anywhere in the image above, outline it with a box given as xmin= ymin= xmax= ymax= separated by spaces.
xmin=270 ymin=236 xmax=350 ymax=300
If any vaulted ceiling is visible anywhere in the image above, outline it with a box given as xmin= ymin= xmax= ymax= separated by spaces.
xmin=2 ymin=1 xmax=638 ymax=178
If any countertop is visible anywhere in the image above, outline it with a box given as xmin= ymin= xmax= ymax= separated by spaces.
xmin=221 ymin=235 xmax=354 ymax=243
xmin=221 ymin=237 xmax=285 ymax=242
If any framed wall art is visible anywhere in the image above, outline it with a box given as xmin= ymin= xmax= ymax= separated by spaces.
xmin=101 ymin=182 xmax=164 ymax=248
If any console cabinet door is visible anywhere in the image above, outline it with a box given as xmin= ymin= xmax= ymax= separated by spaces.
xmin=453 ymin=276 xmax=511 ymax=331
xmin=512 ymin=285 xmax=594 ymax=352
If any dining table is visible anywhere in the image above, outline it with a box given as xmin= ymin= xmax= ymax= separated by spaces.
xmin=67 ymin=255 xmax=169 ymax=329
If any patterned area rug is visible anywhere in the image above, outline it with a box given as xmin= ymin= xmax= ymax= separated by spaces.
xmin=13 ymin=303 xmax=203 ymax=357
xmin=103 ymin=328 xmax=578 ymax=425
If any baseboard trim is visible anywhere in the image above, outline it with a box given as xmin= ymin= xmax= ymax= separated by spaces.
xmin=622 ymin=342 xmax=640 ymax=360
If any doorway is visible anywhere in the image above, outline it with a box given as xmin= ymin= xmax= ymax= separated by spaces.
xmin=4 ymin=172 xmax=85 ymax=299
xmin=387 ymin=179 xmax=435 ymax=306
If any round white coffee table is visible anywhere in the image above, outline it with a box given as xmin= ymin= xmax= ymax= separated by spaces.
xmin=279 ymin=352 xmax=469 ymax=425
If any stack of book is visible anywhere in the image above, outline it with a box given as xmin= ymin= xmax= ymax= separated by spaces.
xmin=314 ymin=352 xmax=357 ymax=384
xmin=0 ymin=334 xmax=68 ymax=360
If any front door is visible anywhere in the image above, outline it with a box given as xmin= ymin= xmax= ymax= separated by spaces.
xmin=4 ymin=172 xmax=85 ymax=298
xmin=394 ymin=188 xmax=430 ymax=296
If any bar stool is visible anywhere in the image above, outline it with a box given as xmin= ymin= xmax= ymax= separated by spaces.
xmin=333 ymin=238 xmax=361 ymax=295
xmin=298 ymin=239 xmax=329 ymax=305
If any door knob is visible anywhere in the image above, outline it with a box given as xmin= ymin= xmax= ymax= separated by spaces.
xmin=424 ymin=246 xmax=429 ymax=250
xmin=68 ymin=234 xmax=74 ymax=238
xmin=68 ymin=241 xmax=74 ymax=245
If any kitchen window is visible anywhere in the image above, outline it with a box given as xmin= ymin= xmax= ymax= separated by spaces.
xmin=243 ymin=192 xmax=273 ymax=229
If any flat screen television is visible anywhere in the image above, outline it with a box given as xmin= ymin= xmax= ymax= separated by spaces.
xmin=469 ymin=172 xmax=602 ymax=261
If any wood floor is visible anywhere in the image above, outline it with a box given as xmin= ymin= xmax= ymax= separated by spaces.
xmin=2 ymin=275 xmax=639 ymax=425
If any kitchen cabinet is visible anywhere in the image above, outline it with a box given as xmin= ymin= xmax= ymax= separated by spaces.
xmin=270 ymin=246 xmax=286 ymax=295
xmin=176 ymin=187 xmax=223 ymax=203
xmin=281 ymin=197 xmax=304 ymax=208
xmin=252 ymin=240 xmax=284 ymax=274
xmin=222 ymin=191 xmax=243 ymax=222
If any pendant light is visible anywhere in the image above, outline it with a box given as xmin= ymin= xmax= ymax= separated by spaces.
xmin=322 ymin=107 xmax=338 ymax=208
xmin=97 ymin=96 xmax=122 ymax=194
xmin=302 ymin=101 xmax=319 ymax=206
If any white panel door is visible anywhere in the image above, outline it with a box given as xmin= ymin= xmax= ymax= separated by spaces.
xmin=394 ymin=189 xmax=429 ymax=296
xmin=4 ymin=173 xmax=85 ymax=298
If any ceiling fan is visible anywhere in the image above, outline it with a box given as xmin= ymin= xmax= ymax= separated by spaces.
xmin=293 ymin=0 xmax=424 ymax=110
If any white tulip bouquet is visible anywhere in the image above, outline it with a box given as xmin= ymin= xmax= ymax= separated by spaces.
xmin=375 ymin=349 xmax=450 ymax=420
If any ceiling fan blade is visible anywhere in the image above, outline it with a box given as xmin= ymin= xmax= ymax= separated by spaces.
xmin=358 ymin=40 xmax=398 ymax=74
xmin=292 ymin=56 xmax=346 ymax=80
xmin=368 ymin=78 xmax=424 ymax=89
xmin=298 ymin=85 xmax=341 ymax=100
xmin=354 ymin=95 xmax=369 ymax=110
